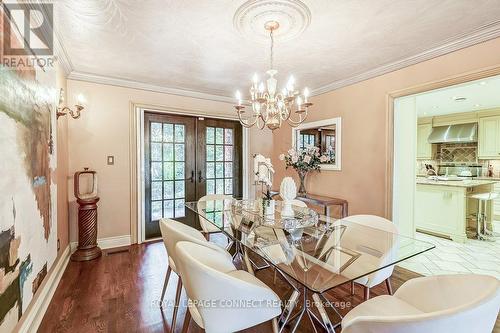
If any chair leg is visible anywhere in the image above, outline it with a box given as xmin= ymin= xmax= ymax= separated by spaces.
xmin=182 ymin=307 xmax=192 ymax=333
xmin=273 ymin=269 xmax=277 ymax=284
xmin=160 ymin=266 xmax=172 ymax=306
xmin=350 ymin=281 xmax=355 ymax=295
xmin=364 ymin=286 xmax=370 ymax=301
xmin=271 ymin=317 xmax=279 ymax=333
xmin=385 ymin=278 xmax=393 ymax=295
xmin=172 ymin=277 xmax=183 ymax=331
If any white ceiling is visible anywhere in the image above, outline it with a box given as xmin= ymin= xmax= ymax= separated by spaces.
xmin=416 ymin=74 xmax=500 ymax=116
xmin=56 ymin=0 xmax=500 ymax=99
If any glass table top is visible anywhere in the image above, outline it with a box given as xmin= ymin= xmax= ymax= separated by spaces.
xmin=185 ymin=199 xmax=435 ymax=293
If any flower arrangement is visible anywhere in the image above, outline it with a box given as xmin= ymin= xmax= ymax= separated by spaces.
xmin=279 ymin=146 xmax=332 ymax=195
xmin=279 ymin=146 xmax=332 ymax=171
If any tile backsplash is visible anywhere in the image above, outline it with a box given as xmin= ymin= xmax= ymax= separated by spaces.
xmin=437 ymin=143 xmax=477 ymax=163
xmin=416 ymin=143 xmax=500 ymax=177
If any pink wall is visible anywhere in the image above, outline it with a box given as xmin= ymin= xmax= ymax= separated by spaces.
xmin=56 ymin=68 xmax=69 ymax=254
xmin=272 ymin=37 xmax=500 ymax=217
xmin=65 ymin=80 xmax=273 ymax=242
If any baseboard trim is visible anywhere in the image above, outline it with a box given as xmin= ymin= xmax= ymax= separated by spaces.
xmin=17 ymin=245 xmax=71 ymax=333
xmin=70 ymin=235 xmax=132 ymax=253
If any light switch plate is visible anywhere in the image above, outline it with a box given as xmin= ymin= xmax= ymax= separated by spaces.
xmin=107 ymin=156 xmax=114 ymax=165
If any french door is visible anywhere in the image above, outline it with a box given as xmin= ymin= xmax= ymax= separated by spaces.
xmin=144 ymin=112 xmax=242 ymax=239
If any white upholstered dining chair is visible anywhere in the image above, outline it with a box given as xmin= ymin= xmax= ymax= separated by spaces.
xmin=175 ymin=241 xmax=282 ymax=333
xmin=197 ymin=194 xmax=233 ymax=239
xmin=336 ymin=214 xmax=398 ymax=300
xmin=159 ymin=218 xmax=232 ymax=331
xmin=289 ymin=198 xmax=308 ymax=208
xmin=341 ymin=274 xmax=500 ymax=333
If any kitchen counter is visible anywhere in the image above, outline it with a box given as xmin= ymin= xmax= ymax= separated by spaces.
xmin=417 ymin=174 xmax=500 ymax=181
xmin=474 ymin=176 xmax=500 ymax=181
xmin=415 ymin=179 xmax=495 ymax=242
xmin=416 ymin=178 xmax=497 ymax=187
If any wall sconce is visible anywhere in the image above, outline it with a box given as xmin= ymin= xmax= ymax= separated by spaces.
xmin=57 ymin=88 xmax=86 ymax=119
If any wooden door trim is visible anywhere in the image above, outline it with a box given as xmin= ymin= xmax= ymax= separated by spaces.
xmin=130 ymin=104 xmax=250 ymax=244
xmin=385 ymin=64 xmax=500 ymax=219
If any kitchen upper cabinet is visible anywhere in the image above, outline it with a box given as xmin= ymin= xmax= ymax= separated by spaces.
xmin=478 ymin=116 xmax=500 ymax=159
xmin=417 ymin=123 xmax=433 ymax=159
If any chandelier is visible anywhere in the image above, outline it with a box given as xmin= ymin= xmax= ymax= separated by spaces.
xmin=234 ymin=21 xmax=312 ymax=130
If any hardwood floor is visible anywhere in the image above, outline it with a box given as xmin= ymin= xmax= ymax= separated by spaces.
xmin=38 ymin=240 xmax=499 ymax=333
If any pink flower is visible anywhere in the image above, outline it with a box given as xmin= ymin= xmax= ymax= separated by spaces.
xmin=279 ymin=153 xmax=285 ymax=161
xmin=291 ymin=155 xmax=299 ymax=163
xmin=288 ymin=149 xmax=295 ymax=156
xmin=320 ymin=155 xmax=328 ymax=163
xmin=304 ymin=155 xmax=311 ymax=164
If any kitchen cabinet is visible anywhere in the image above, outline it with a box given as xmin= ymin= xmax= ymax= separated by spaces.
xmin=417 ymin=123 xmax=433 ymax=159
xmin=478 ymin=116 xmax=500 ymax=159
xmin=415 ymin=184 xmax=467 ymax=242
xmin=415 ymin=181 xmax=496 ymax=242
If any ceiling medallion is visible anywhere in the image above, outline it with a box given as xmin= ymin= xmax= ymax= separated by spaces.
xmin=234 ymin=22 xmax=312 ymax=131
xmin=233 ymin=0 xmax=311 ymax=43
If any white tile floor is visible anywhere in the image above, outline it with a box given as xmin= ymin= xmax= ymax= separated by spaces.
xmin=398 ymin=223 xmax=500 ymax=279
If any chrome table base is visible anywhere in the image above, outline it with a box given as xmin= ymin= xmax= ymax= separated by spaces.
xmin=275 ymin=268 xmax=342 ymax=333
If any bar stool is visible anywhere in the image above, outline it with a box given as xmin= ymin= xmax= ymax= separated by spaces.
xmin=469 ymin=192 xmax=499 ymax=241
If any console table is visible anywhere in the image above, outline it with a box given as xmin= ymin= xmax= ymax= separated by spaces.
xmin=271 ymin=192 xmax=348 ymax=218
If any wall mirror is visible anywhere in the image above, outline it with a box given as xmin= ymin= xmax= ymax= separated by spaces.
xmin=292 ymin=117 xmax=342 ymax=170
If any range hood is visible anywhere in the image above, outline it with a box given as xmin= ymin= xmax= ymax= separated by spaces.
xmin=427 ymin=123 xmax=478 ymax=144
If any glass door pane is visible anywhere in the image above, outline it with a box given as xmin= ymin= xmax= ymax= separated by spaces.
xmin=205 ymin=126 xmax=233 ymax=195
xmin=144 ymin=113 xmax=196 ymax=239
xmin=197 ymin=118 xmax=242 ymax=199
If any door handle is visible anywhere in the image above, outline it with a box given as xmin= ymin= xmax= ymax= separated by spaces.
xmin=198 ymin=170 xmax=204 ymax=183
xmin=188 ymin=170 xmax=194 ymax=183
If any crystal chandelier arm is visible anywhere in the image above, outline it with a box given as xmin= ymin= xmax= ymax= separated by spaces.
xmin=237 ymin=110 xmax=260 ymax=128
xmin=286 ymin=109 xmax=309 ymax=127
xmin=256 ymin=114 xmax=266 ymax=130
xmin=256 ymin=105 xmax=270 ymax=129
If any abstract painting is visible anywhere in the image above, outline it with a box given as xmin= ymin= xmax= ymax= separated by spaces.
xmin=0 ymin=59 xmax=58 ymax=331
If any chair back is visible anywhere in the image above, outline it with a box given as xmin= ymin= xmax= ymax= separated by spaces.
xmin=175 ymin=241 xmax=281 ymax=333
xmin=344 ymin=214 xmax=398 ymax=233
xmin=290 ymin=199 xmax=307 ymax=208
xmin=159 ymin=218 xmax=211 ymax=267
xmin=342 ymin=274 xmax=500 ymax=333
xmin=197 ymin=194 xmax=233 ymax=232
xmin=337 ymin=215 xmax=398 ymax=287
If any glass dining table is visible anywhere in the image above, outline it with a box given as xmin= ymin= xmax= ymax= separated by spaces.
xmin=185 ymin=198 xmax=435 ymax=332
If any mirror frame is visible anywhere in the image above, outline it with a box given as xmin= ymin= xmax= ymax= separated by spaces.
xmin=291 ymin=117 xmax=342 ymax=171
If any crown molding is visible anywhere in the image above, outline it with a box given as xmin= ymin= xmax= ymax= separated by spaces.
xmin=54 ymin=31 xmax=73 ymax=75
xmin=67 ymin=71 xmax=236 ymax=104
xmin=311 ymin=20 xmax=500 ymax=96
xmin=63 ymin=20 xmax=500 ymax=101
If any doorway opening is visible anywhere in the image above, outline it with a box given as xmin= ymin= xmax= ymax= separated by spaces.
xmin=143 ymin=112 xmax=243 ymax=240
xmin=392 ymin=74 xmax=500 ymax=278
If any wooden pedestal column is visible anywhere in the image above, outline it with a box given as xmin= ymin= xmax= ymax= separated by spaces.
xmin=71 ymin=168 xmax=102 ymax=261
xmin=71 ymin=197 xmax=102 ymax=261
